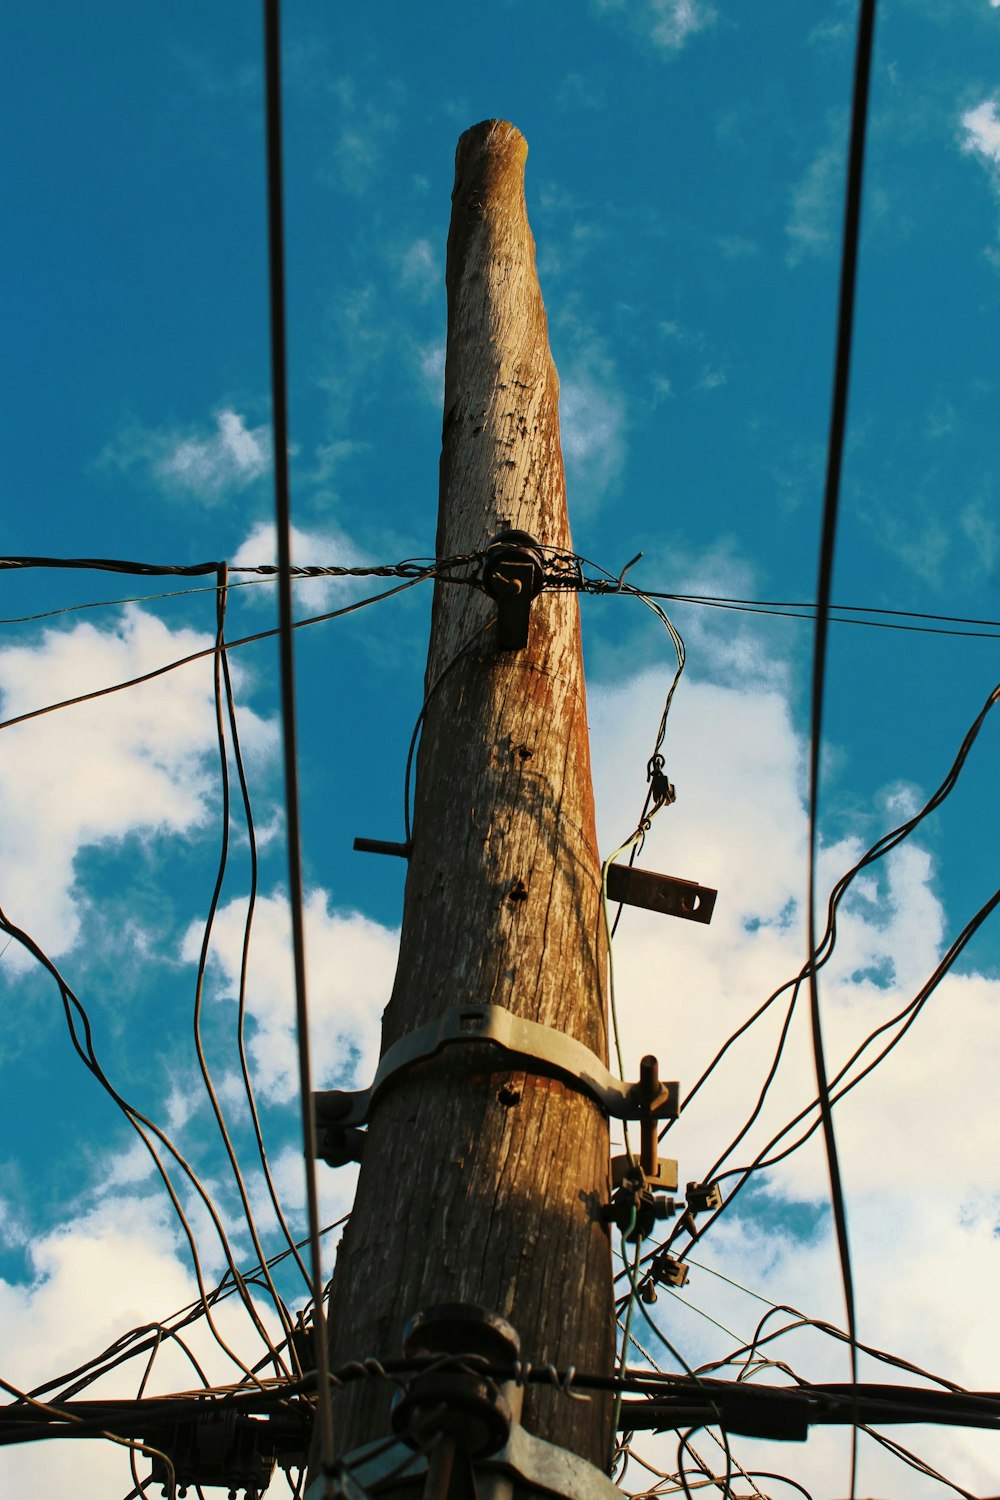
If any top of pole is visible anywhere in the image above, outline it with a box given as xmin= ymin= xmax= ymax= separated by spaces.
xmin=434 ymin=119 xmax=571 ymax=666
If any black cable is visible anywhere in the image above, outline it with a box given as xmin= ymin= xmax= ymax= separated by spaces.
xmin=261 ymin=0 xmax=336 ymax=1483
xmin=0 ymin=557 xmax=223 ymax=577
xmin=806 ymin=10 xmax=878 ymax=1489
xmin=5 ymin=558 xmax=1000 ymax=639
xmin=625 ymin=590 xmax=1000 ymax=640
xmin=221 ymin=632 xmax=313 ymax=1297
xmin=188 ymin=564 xmax=297 ymax=1373
xmin=402 ymin=619 xmax=494 ymax=844
xmin=693 ymin=1307 xmax=964 ymax=1396
xmin=32 ymin=1217 xmax=350 ymax=1407
xmin=0 ymin=904 xmax=277 ymax=1390
xmin=0 ymin=574 xmax=440 ymax=737
xmin=704 ymin=877 xmax=1000 ymax=1204
xmin=663 ymin=677 xmax=1000 ymax=1206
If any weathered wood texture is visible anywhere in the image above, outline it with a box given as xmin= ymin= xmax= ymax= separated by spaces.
xmin=321 ymin=120 xmax=613 ymax=1472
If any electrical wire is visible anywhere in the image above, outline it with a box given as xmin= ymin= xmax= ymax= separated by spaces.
xmin=805 ymin=10 xmax=878 ymax=1493
xmin=5 ymin=555 xmax=1000 ymax=639
xmin=0 ymin=904 xmax=280 ymax=1391
xmin=698 ymin=875 xmax=1000 ymax=1212
xmin=402 ymin=617 xmax=495 ymax=845
xmin=188 ymin=564 xmax=297 ymax=1375
xmin=615 ymin=1240 xmax=734 ymax=1497
xmin=657 ymin=679 xmax=1000 ymax=1242
xmin=261 ymin=0 xmax=336 ymax=1488
xmin=0 ymin=573 xmax=446 ymax=737
xmin=221 ymin=628 xmax=314 ymax=1297
xmin=627 ymin=590 xmax=1000 ymax=641
xmin=0 ymin=1376 xmax=179 ymax=1499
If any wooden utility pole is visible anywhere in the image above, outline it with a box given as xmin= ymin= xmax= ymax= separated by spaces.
xmin=317 ymin=119 xmax=614 ymax=1481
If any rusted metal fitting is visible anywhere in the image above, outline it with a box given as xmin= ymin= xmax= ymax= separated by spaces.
xmin=646 ymin=1245 xmax=690 ymax=1290
xmin=391 ymin=1305 xmax=521 ymax=1488
xmin=481 ymin=529 xmax=545 ymax=650
xmin=602 ymin=1160 xmax=678 ymax=1243
xmin=686 ymin=1180 xmax=723 ymax=1214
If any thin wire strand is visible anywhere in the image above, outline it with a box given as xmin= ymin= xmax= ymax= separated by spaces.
xmin=262 ymin=0 xmax=336 ymax=1486
xmin=0 ymin=575 xmax=435 ymax=737
xmin=189 ymin=564 xmax=296 ymax=1372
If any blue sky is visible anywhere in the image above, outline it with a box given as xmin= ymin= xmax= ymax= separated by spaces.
xmin=2 ymin=2 xmax=1000 ymax=1495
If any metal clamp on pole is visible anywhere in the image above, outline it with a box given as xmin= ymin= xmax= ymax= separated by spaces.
xmin=481 ymin=529 xmax=545 ymax=650
xmin=313 ymin=1005 xmax=680 ymax=1167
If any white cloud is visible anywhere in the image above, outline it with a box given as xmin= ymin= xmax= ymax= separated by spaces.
xmin=103 ymin=408 xmax=271 ymax=500
xmin=322 ymin=75 xmax=403 ymax=195
xmin=593 ymin=0 xmax=715 ymax=52
xmin=418 ymin=341 xmax=447 ymax=404
xmin=560 ymin=368 xmax=626 ymax=505
xmin=231 ymin=518 xmax=370 ymax=612
xmin=182 ymin=887 xmax=398 ymax=1102
xmin=399 ymin=237 xmax=440 ymax=302
xmin=961 ymin=495 xmax=999 ymax=574
xmin=786 ymin=126 xmax=844 ymax=266
xmin=960 ymin=97 xmax=1000 ymax=262
xmin=7 ymin=583 xmax=1000 ymax=1497
xmin=0 ymin=608 xmax=276 ymax=967
xmin=961 ymin=96 xmax=1000 ymax=167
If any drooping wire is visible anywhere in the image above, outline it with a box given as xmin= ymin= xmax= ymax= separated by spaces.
xmin=0 ymin=1375 xmax=179 ymax=1500
xmin=188 ymin=563 xmax=297 ymax=1373
xmin=0 ymin=574 xmax=444 ymax=738
xmin=29 ymin=1216 xmax=351 ymax=1408
xmin=614 ymin=1238 xmax=733 ymax=1497
xmin=0 ymin=904 xmax=280 ymax=1390
xmin=692 ymin=877 xmax=1000 ymax=1228
xmin=661 ymin=680 xmax=999 ymax=1174
xmin=402 ymin=618 xmax=495 ymax=846
xmin=220 ymin=628 xmax=313 ymax=1296
xmin=261 ymin=0 xmax=336 ymax=1487
xmin=614 ymin=588 xmax=1000 ymax=641
xmin=805 ymin=7 xmax=877 ymax=1492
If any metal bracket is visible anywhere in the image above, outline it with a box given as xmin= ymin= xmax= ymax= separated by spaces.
xmin=605 ymin=863 xmax=716 ymax=925
xmin=313 ymin=1004 xmax=679 ymax=1167
xmin=481 ymin=529 xmax=545 ymax=650
xmin=322 ymin=1428 xmax=623 ymax=1500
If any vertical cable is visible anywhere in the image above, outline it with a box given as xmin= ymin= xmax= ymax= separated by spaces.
xmin=262 ymin=0 xmax=337 ymax=1488
xmin=808 ymin=3 xmax=878 ymax=1495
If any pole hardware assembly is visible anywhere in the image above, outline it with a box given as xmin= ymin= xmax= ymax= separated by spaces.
xmin=312 ymin=1005 xmax=679 ymax=1167
xmin=353 ymin=837 xmax=412 ymax=860
xmin=685 ymin=1180 xmax=723 ymax=1214
xmin=390 ymin=1305 xmax=521 ymax=1500
xmin=603 ymin=1054 xmax=680 ymax=1242
xmin=308 ymin=1305 xmax=622 ymax=1500
xmin=605 ymin=864 xmax=717 ymax=925
xmin=147 ymin=1410 xmax=309 ymax=1498
xmin=481 ymin=528 xmax=545 ymax=650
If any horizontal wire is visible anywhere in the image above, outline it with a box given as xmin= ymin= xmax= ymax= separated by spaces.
xmin=2 ymin=552 xmax=999 ymax=639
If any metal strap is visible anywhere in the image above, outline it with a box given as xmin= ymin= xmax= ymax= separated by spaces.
xmin=326 ymin=1429 xmax=622 ymax=1500
xmin=314 ymin=1003 xmax=678 ymax=1155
